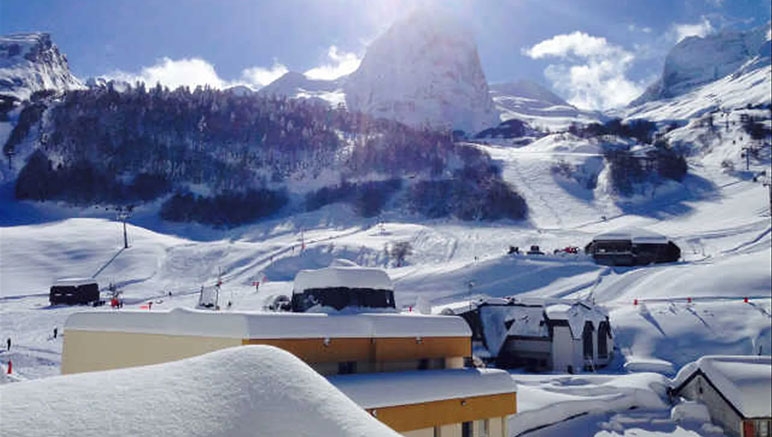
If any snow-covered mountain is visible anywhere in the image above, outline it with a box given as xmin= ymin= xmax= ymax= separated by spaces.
xmin=623 ymin=58 xmax=771 ymax=122
xmin=257 ymin=71 xmax=345 ymax=106
xmin=631 ymin=23 xmax=771 ymax=107
xmin=0 ymin=33 xmax=83 ymax=102
xmin=490 ymin=80 xmax=603 ymax=130
xmin=344 ymin=9 xmax=499 ymax=134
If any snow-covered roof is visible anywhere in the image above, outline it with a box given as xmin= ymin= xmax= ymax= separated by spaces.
xmin=65 ymin=307 xmax=471 ymax=339
xmin=545 ymin=303 xmax=609 ymax=340
xmin=441 ymin=297 xmax=608 ymax=345
xmin=52 ymin=278 xmax=97 ymax=287
xmin=672 ymin=355 xmax=772 ymax=418
xmin=593 ymin=227 xmax=669 ymax=244
xmin=329 ymin=368 xmax=517 ymax=409
xmin=505 ymin=305 xmax=548 ymax=338
xmin=293 ymin=260 xmax=393 ymax=293
xmin=0 ymin=345 xmax=400 ymax=437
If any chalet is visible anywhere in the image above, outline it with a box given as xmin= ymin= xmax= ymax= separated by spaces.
xmin=49 ymin=278 xmax=100 ymax=305
xmin=440 ymin=297 xmax=613 ymax=373
xmin=585 ymin=227 xmax=680 ymax=266
xmin=290 ymin=259 xmax=396 ymax=312
xmin=671 ymin=355 xmax=771 ymax=437
xmin=62 ymin=263 xmax=517 ymax=437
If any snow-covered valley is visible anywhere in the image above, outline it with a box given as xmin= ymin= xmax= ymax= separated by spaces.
xmin=1 ymin=103 xmax=770 ymax=435
xmin=1 ymin=12 xmax=771 ymax=437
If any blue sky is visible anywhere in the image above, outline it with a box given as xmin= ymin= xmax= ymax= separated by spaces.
xmin=1 ymin=0 xmax=769 ymax=109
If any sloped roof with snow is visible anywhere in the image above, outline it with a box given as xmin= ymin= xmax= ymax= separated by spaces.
xmin=593 ymin=227 xmax=669 ymax=244
xmin=329 ymin=367 xmax=517 ymax=409
xmin=293 ymin=261 xmax=394 ymax=293
xmin=545 ymin=303 xmax=610 ymax=340
xmin=52 ymin=277 xmax=98 ymax=287
xmin=504 ymin=305 xmax=549 ymax=338
xmin=0 ymin=345 xmax=400 ymax=437
xmin=673 ymin=355 xmax=772 ymax=418
xmin=65 ymin=307 xmax=471 ymax=339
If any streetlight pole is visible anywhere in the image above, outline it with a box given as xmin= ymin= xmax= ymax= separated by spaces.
xmin=116 ymin=207 xmax=132 ymax=249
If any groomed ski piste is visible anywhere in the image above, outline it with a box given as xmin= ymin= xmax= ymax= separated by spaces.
xmin=1 ymin=104 xmax=770 ymax=435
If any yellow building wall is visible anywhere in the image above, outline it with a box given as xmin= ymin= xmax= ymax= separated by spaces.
xmin=61 ymin=330 xmax=241 ymax=374
xmin=438 ymin=423 xmax=462 ymax=437
xmin=242 ymin=337 xmax=373 ymax=363
xmin=399 ymin=417 xmax=509 ymax=437
xmin=63 ymin=329 xmax=470 ymax=376
xmin=402 ymin=428 xmax=434 ymax=437
xmin=366 ymin=392 xmax=516 ymax=433
xmin=489 ymin=416 xmax=505 ymax=437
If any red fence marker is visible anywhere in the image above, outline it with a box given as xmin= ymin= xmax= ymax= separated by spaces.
xmin=744 ymin=297 xmax=749 ymax=303
xmin=687 ymin=297 xmax=692 ymax=303
xmin=633 ymin=299 xmax=638 ymax=306
xmin=6 ymin=360 xmax=11 ymax=374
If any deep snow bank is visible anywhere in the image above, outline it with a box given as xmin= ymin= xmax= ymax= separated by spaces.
xmin=0 ymin=345 xmax=399 ymax=437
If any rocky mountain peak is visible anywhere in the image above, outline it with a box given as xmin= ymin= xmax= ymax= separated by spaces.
xmin=0 ymin=32 xmax=83 ymax=101
xmin=630 ymin=23 xmax=771 ymax=107
xmin=344 ymin=8 xmax=499 ymax=134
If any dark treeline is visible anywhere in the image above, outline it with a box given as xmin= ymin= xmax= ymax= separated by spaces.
xmin=603 ymin=140 xmax=688 ymax=195
xmin=6 ymin=83 xmax=527 ymax=225
xmin=569 ymin=118 xmax=657 ymax=144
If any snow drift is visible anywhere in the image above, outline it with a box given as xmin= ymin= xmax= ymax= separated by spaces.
xmin=0 ymin=345 xmax=400 ymax=437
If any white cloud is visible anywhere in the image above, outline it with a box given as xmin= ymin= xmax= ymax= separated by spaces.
xmin=109 ymin=57 xmax=226 ymax=90
xmin=240 ymin=62 xmax=289 ymax=87
xmin=671 ymin=17 xmax=714 ymax=43
xmin=523 ymin=32 xmax=645 ymax=110
xmin=304 ymin=46 xmax=362 ymax=80
xmin=628 ymin=24 xmax=653 ymax=34
xmin=106 ymin=57 xmax=291 ymax=91
xmin=523 ymin=31 xmax=617 ymax=60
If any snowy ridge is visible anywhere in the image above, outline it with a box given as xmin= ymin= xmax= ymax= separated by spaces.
xmin=344 ymin=9 xmax=499 ymax=134
xmin=0 ymin=33 xmax=83 ymax=101
xmin=0 ymin=345 xmax=400 ymax=437
xmin=623 ymin=62 xmax=771 ymax=122
xmin=490 ymin=80 xmax=603 ymax=130
xmin=629 ymin=22 xmax=771 ymax=109
xmin=257 ymin=71 xmax=346 ymax=107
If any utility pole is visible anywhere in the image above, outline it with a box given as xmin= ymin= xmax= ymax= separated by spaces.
xmin=116 ymin=206 xmax=132 ymax=249
xmin=741 ymin=146 xmax=751 ymax=171
xmin=215 ymin=267 xmax=223 ymax=310
xmin=761 ymin=172 xmax=772 ymax=215
xmin=467 ymin=280 xmax=475 ymax=312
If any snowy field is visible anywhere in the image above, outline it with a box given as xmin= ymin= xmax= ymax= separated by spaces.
xmin=1 ymin=107 xmax=770 ymax=436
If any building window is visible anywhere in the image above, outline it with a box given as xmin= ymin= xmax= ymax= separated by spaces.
xmin=597 ymin=322 xmax=609 ymax=359
xmin=477 ymin=419 xmax=489 ymax=437
xmin=462 ymin=421 xmax=472 ymax=437
xmin=419 ymin=358 xmax=429 ymax=370
xmin=583 ymin=322 xmax=594 ymax=359
xmin=757 ymin=420 xmax=770 ymax=437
